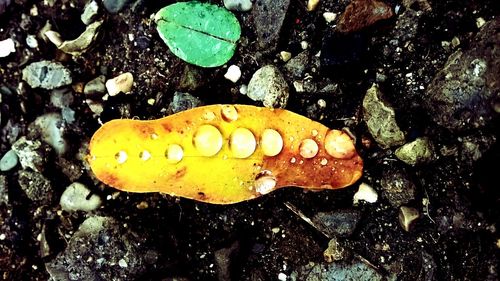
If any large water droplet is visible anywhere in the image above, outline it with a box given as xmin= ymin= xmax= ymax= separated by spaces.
xmin=260 ymin=129 xmax=283 ymax=156
xmin=230 ymin=128 xmax=256 ymax=158
xmin=193 ymin=124 xmax=223 ymax=157
xmin=166 ymin=144 xmax=183 ymax=163
xmin=115 ymin=150 xmax=128 ymax=164
xmin=299 ymin=138 xmax=319 ymax=158
xmin=324 ymin=130 xmax=356 ymax=159
xmin=139 ymin=150 xmax=151 ymax=161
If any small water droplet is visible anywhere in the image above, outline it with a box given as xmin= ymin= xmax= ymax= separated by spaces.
xmin=290 ymin=157 xmax=296 ymax=164
xmin=139 ymin=150 xmax=151 ymax=161
xmin=299 ymin=138 xmax=319 ymax=158
xmin=150 ymin=133 xmax=159 ymax=140
xmin=311 ymin=129 xmax=318 ymax=137
xmin=115 ymin=150 xmax=128 ymax=164
xmin=202 ymin=111 xmax=216 ymax=121
xmin=166 ymin=144 xmax=183 ymax=163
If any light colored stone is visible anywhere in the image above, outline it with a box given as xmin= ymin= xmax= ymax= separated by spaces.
xmin=0 ymin=38 xmax=15 ymax=57
xmin=32 ymin=113 xmax=67 ymax=155
xmin=224 ymin=0 xmax=252 ymax=12
xmin=323 ymin=12 xmax=337 ymax=23
xmin=247 ymin=65 xmax=289 ymax=108
xmin=353 ymin=183 xmax=378 ymax=204
xmin=224 ymin=65 xmax=241 ymax=83
xmin=0 ymin=150 xmax=18 ymax=171
xmin=280 ymin=51 xmax=292 ymax=62
xmin=106 ymin=72 xmax=134 ymax=96
xmin=60 ymin=182 xmax=102 ymax=212
xmin=395 ymin=137 xmax=434 ymax=165
xmin=307 ymin=0 xmax=320 ymax=12
xmin=399 ymin=206 xmax=420 ymax=232
xmin=58 ymin=21 xmax=103 ymax=56
xmin=22 ymin=60 xmax=72 ymax=89
xmin=81 ymin=0 xmax=99 ymax=25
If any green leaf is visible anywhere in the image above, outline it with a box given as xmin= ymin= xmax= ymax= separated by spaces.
xmin=155 ymin=1 xmax=241 ymax=68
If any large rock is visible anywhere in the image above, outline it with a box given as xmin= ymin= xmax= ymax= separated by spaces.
xmin=423 ymin=18 xmax=500 ymax=131
xmin=22 ymin=61 xmax=72 ymax=89
xmin=252 ymin=0 xmax=290 ymax=51
xmin=247 ymin=65 xmax=289 ymax=108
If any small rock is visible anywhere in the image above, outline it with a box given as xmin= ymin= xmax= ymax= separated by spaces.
xmin=60 ymin=182 xmax=102 ymax=212
xmin=224 ymin=65 xmax=242 ymax=83
xmin=247 ymin=65 xmax=289 ymax=108
xmin=0 ymin=175 xmax=8 ymax=205
xmin=58 ymin=21 xmax=103 ymax=56
xmin=179 ymin=65 xmax=205 ymax=92
xmin=380 ymin=168 xmax=417 ymax=207
xmin=0 ymin=38 xmax=15 ymax=57
xmin=214 ymin=241 xmax=240 ymax=281
xmin=395 ymin=137 xmax=435 ymax=165
xmin=22 ymin=61 xmax=72 ymax=89
xmin=84 ymin=75 xmax=106 ymax=96
xmin=323 ymin=237 xmax=350 ymax=263
xmin=167 ymin=92 xmax=202 ymax=114
xmin=284 ymin=51 xmax=309 ymax=78
xmin=12 ymin=136 xmax=51 ymax=173
xmin=399 ymin=206 xmax=420 ymax=232
xmin=26 ymin=34 xmax=38 ymax=48
xmin=18 ymin=170 xmax=53 ymax=204
xmin=30 ymin=113 xmax=67 ymax=155
xmin=423 ymin=18 xmax=500 ymax=131
xmin=106 ymin=72 xmax=134 ymax=96
xmin=252 ymin=0 xmax=290 ymax=51
xmin=224 ymin=0 xmax=252 ymax=12
xmin=459 ymin=133 xmax=496 ymax=166
xmin=280 ymin=51 xmax=292 ymax=62
xmin=363 ymin=84 xmax=406 ymax=148
xmin=307 ymin=0 xmax=320 ymax=12
xmin=103 ymin=0 xmax=132 ymax=14
xmin=44 ymin=30 xmax=63 ymax=47
xmin=50 ymin=88 xmax=74 ymax=108
xmin=291 ymin=260 xmax=386 ymax=280
xmin=46 ymin=216 xmax=151 ymax=280
xmin=81 ymin=0 xmax=99 ymax=25
xmin=0 ymin=149 xmax=18 ymax=171
xmin=312 ymin=209 xmax=361 ymax=238
xmin=337 ymin=0 xmax=393 ymax=33
xmin=323 ymin=12 xmax=337 ymax=23
xmin=86 ymin=99 xmax=104 ymax=115
xmin=353 ymin=182 xmax=378 ymax=204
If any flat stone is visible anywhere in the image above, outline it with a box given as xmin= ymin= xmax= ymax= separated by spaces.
xmin=81 ymin=0 xmax=99 ymax=25
xmin=17 ymin=170 xmax=53 ymax=204
xmin=22 ymin=61 xmax=72 ymax=89
xmin=337 ymin=0 xmax=394 ymax=33
xmin=60 ymin=182 xmax=102 ymax=212
xmin=312 ymin=209 xmax=362 ymax=238
xmin=58 ymin=21 xmax=103 ymax=56
xmin=423 ymin=18 xmax=500 ymax=131
xmin=0 ymin=149 xmax=18 ymax=171
xmin=395 ymin=137 xmax=435 ymax=165
xmin=252 ymin=0 xmax=290 ymax=51
xmin=247 ymin=65 xmax=289 ymax=108
xmin=84 ymin=75 xmax=106 ymax=96
xmin=12 ymin=136 xmax=51 ymax=173
xmin=363 ymin=84 xmax=406 ymax=148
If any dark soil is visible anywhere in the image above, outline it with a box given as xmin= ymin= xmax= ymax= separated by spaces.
xmin=1 ymin=0 xmax=499 ymax=280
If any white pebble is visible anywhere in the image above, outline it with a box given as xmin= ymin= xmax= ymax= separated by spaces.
xmin=300 ymin=41 xmax=308 ymax=50
xmin=224 ymin=65 xmax=241 ymax=83
xmin=323 ymin=12 xmax=337 ymax=23
xmin=106 ymin=72 xmax=134 ymax=96
xmin=0 ymin=38 xmax=15 ymax=58
xmin=60 ymin=182 xmax=102 ymax=212
xmin=280 ymin=51 xmax=292 ymax=62
xmin=278 ymin=273 xmax=287 ymax=281
xmin=353 ymin=182 xmax=378 ymax=204
xmin=476 ymin=17 xmax=486 ymax=28
xmin=118 ymin=258 xmax=128 ymax=268
xmin=26 ymin=35 xmax=39 ymax=48
xmin=239 ymin=84 xmax=248 ymax=95
xmin=224 ymin=0 xmax=252 ymax=12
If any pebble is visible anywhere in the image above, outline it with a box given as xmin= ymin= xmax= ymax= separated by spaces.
xmin=323 ymin=237 xmax=350 ymax=263
xmin=279 ymin=51 xmax=292 ymax=62
xmin=26 ymin=35 xmax=38 ymax=48
xmin=58 ymin=21 xmax=103 ymax=56
xmin=399 ymin=206 xmax=420 ymax=232
xmin=81 ymin=0 xmax=99 ymax=25
xmin=84 ymin=75 xmax=107 ymax=95
xmin=353 ymin=182 xmax=378 ymax=204
xmin=50 ymin=88 xmax=74 ymax=108
xmin=459 ymin=133 xmax=496 ymax=166
xmin=337 ymin=0 xmax=393 ymax=33
xmin=312 ymin=209 xmax=361 ymax=237
xmin=31 ymin=113 xmax=67 ymax=155
xmin=423 ymin=18 xmax=500 ymax=132
xmin=323 ymin=12 xmax=337 ymax=23
xmin=179 ymin=65 xmax=205 ymax=92
xmin=395 ymin=137 xmax=435 ymax=165
xmin=46 ymin=216 xmax=151 ymax=280
xmin=291 ymin=259 xmax=385 ymax=280
xmin=0 ymin=38 xmax=15 ymax=57
xmin=167 ymin=92 xmax=202 ymax=114
xmin=224 ymin=65 xmax=241 ymax=83
xmin=0 ymin=149 xmax=18 ymax=171
xmin=17 ymin=170 xmax=53 ymax=204
xmin=284 ymin=51 xmax=309 ymax=78
xmin=362 ymin=84 xmax=406 ymax=148
xmin=106 ymin=72 xmax=134 ymax=96
xmin=307 ymin=0 xmax=320 ymax=12
xmin=60 ymin=182 xmax=102 ymax=212
xmin=224 ymin=0 xmax=252 ymax=12
xmin=0 ymin=175 xmax=8 ymax=205
xmin=247 ymin=65 xmax=289 ymax=108
xmin=380 ymin=168 xmax=416 ymax=207
xmin=103 ymin=0 xmax=132 ymax=14
xmin=22 ymin=61 xmax=72 ymax=89
xmin=252 ymin=0 xmax=290 ymax=51
xmin=12 ymin=136 xmax=51 ymax=173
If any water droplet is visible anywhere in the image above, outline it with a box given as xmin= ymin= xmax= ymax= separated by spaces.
xmin=311 ymin=129 xmax=318 ymax=137
xmin=115 ymin=150 xmax=128 ymax=164
xmin=230 ymin=128 xmax=256 ymax=158
xmin=299 ymin=138 xmax=319 ymax=158
xmin=320 ymin=158 xmax=328 ymax=165
xmin=254 ymin=171 xmax=277 ymax=195
xmin=202 ymin=111 xmax=216 ymax=121
xmin=150 ymin=133 xmax=159 ymax=140
xmin=324 ymin=130 xmax=356 ymax=159
xmin=260 ymin=129 xmax=283 ymax=156
xmin=221 ymin=105 xmax=238 ymax=122
xmin=166 ymin=144 xmax=183 ymax=163
xmin=139 ymin=150 xmax=151 ymax=161
xmin=193 ymin=124 xmax=223 ymax=157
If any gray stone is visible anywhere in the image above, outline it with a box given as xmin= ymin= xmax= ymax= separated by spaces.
xmin=103 ymin=0 xmax=132 ymax=14
xmin=30 ymin=113 xmax=67 ymax=155
xmin=0 ymin=149 xmax=18 ymax=171
xmin=18 ymin=170 xmax=53 ymax=204
xmin=284 ymin=51 xmax=309 ymax=78
xmin=84 ymin=75 xmax=106 ymax=96
xmin=214 ymin=241 xmax=240 ymax=281
xmin=60 ymin=182 xmax=102 ymax=212
xmin=247 ymin=65 xmax=289 ymax=108
xmin=423 ymin=18 xmax=500 ymax=131
xmin=0 ymin=175 xmax=8 ymax=205
xmin=363 ymin=84 xmax=405 ymax=148
xmin=395 ymin=137 xmax=435 ymax=165
xmin=224 ymin=0 xmax=252 ymax=12
xmin=22 ymin=61 xmax=72 ymax=89
xmin=380 ymin=168 xmax=417 ymax=207
xmin=12 ymin=136 xmax=51 ymax=173
xmin=252 ymin=0 xmax=290 ymax=51
xmin=167 ymin=92 xmax=202 ymax=114
xmin=312 ymin=209 xmax=361 ymax=238
xmin=291 ymin=260 xmax=387 ymax=281
xmin=50 ymin=88 xmax=74 ymax=108
xmin=81 ymin=0 xmax=99 ymax=25
xmin=46 ymin=216 xmax=150 ymax=281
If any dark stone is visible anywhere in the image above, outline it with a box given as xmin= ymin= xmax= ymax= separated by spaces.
xmin=252 ymin=0 xmax=290 ymax=51
xmin=380 ymin=167 xmax=417 ymax=207
xmin=312 ymin=209 xmax=362 ymax=238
